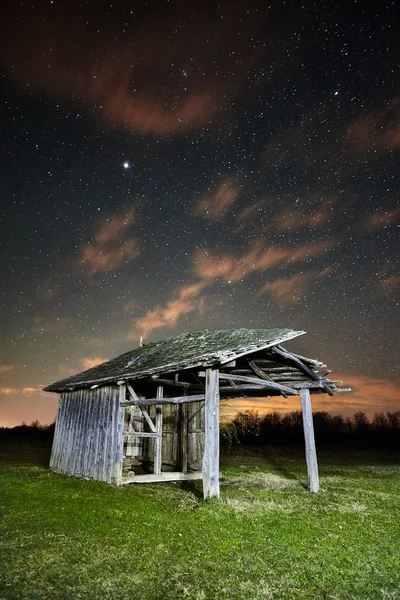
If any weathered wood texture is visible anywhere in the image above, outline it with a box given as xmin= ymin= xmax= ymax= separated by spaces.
xmin=300 ymin=388 xmax=319 ymax=493
xmin=154 ymin=386 xmax=163 ymax=475
xmin=49 ymin=385 xmax=125 ymax=484
xmin=120 ymin=394 xmax=205 ymax=407
xmin=202 ymin=368 xmax=220 ymax=499
xmin=122 ymin=471 xmax=203 ymax=485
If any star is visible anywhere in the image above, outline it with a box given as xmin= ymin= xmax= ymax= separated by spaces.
xmin=123 ymin=162 xmax=130 ymax=169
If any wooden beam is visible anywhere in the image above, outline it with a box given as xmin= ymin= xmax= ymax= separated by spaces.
xmin=202 ymin=368 xmax=220 ymax=499
xmin=125 ymin=432 xmax=161 ymax=438
xmin=154 ymin=385 xmax=163 ymax=475
xmin=281 ymin=350 xmax=326 ymax=368
xmin=200 ymin=371 xmax=299 ymax=396
xmin=283 ymin=382 xmax=326 ymax=390
xmin=120 ymin=394 xmax=205 ymax=407
xmin=274 ymin=346 xmax=333 ymax=396
xmin=300 ymin=388 xmax=319 ymax=493
xmin=181 ymin=388 xmax=188 ymax=474
xmin=149 ymin=377 xmax=204 ymax=390
xmin=122 ymin=471 xmax=203 ymax=484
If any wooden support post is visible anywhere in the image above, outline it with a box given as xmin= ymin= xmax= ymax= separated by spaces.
xmin=181 ymin=386 xmax=188 ymax=473
xmin=202 ymin=368 xmax=220 ymax=499
xmin=154 ymin=385 xmax=163 ymax=475
xmin=300 ymin=388 xmax=319 ymax=493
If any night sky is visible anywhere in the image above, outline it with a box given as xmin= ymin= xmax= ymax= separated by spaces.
xmin=1 ymin=0 xmax=399 ymax=427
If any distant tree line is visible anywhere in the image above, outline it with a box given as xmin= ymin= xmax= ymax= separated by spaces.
xmin=1 ymin=411 xmax=399 ymax=449
xmin=221 ymin=410 xmax=400 ymax=449
xmin=0 ymin=421 xmax=55 ymax=442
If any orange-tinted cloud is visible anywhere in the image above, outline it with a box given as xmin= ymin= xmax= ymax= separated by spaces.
xmin=345 ymin=96 xmax=400 ymax=153
xmin=237 ymin=200 xmax=267 ymax=227
xmin=194 ymin=240 xmax=334 ymax=283
xmin=363 ymin=207 xmax=400 ymax=230
xmin=259 ymin=273 xmax=312 ymax=305
xmin=81 ymin=357 xmax=109 ymax=370
xmin=78 ymin=209 xmax=139 ymax=276
xmin=0 ymin=6 xmax=222 ymax=136
xmin=276 ymin=199 xmax=335 ymax=231
xmin=134 ymin=282 xmax=206 ymax=337
xmin=196 ymin=178 xmax=240 ymax=220
xmin=58 ymin=363 xmax=78 ymax=378
xmin=0 ymin=365 xmax=14 ymax=375
xmin=0 ymin=387 xmax=18 ymax=395
xmin=380 ymin=274 xmax=400 ymax=291
xmin=2 ymin=3 xmax=288 ymax=136
xmin=259 ymin=268 xmax=332 ymax=305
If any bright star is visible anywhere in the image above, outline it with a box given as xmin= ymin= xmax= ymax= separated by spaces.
xmin=123 ymin=162 xmax=130 ymax=169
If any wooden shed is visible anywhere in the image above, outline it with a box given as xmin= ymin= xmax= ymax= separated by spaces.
xmin=44 ymin=328 xmax=348 ymax=498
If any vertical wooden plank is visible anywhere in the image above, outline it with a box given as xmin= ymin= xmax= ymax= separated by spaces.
xmin=61 ymin=392 xmax=75 ymax=473
xmin=153 ymin=385 xmax=163 ymax=475
xmin=57 ymin=392 xmax=70 ymax=472
xmin=112 ymin=385 xmax=125 ymax=485
xmin=202 ymin=368 xmax=220 ymax=499
xmin=300 ymin=388 xmax=319 ymax=493
xmin=93 ymin=387 xmax=105 ymax=481
xmin=89 ymin=388 xmax=102 ymax=479
xmin=49 ymin=398 xmax=63 ymax=469
xmin=76 ymin=389 xmax=90 ymax=477
xmin=100 ymin=386 xmax=113 ymax=482
xmin=181 ymin=392 xmax=188 ymax=473
xmin=83 ymin=389 xmax=98 ymax=478
xmin=70 ymin=389 xmax=85 ymax=476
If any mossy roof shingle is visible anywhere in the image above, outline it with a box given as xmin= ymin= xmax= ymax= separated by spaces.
xmin=43 ymin=328 xmax=305 ymax=392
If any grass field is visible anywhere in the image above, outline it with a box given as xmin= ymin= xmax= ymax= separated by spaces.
xmin=0 ymin=441 xmax=399 ymax=600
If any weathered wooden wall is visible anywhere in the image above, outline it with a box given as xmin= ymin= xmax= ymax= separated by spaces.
xmin=125 ymin=400 xmax=205 ymax=473
xmin=50 ymin=386 xmax=125 ymax=484
xmin=187 ymin=401 xmax=205 ymax=471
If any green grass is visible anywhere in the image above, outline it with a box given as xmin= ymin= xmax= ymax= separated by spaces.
xmin=0 ymin=442 xmax=399 ymax=600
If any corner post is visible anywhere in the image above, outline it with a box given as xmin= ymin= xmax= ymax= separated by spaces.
xmin=154 ymin=385 xmax=163 ymax=475
xmin=202 ymin=368 xmax=220 ymax=499
xmin=300 ymin=388 xmax=319 ymax=493
xmin=113 ymin=384 xmax=126 ymax=485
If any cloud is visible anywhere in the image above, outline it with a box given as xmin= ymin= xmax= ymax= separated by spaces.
xmin=237 ymin=200 xmax=268 ymax=227
xmin=132 ymin=239 xmax=334 ymax=337
xmin=322 ymin=374 xmax=400 ymax=417
xmin=258 ymin=268 xmax=332 ymax=305
xmin=380 ymin=274 xmax=400 ymax=291
xmin=259 ymin=273 xmax=313 ymax=305
xmin=0 ymin=365 xmax=14 ymax=375
xmin=362 ymin=207 xmax=400 ymax=230
xmin=276 ymin=198 xmax=335 ymax=231
xmin=196 ymin=178 xmax=240 ymax=220
xmin=193 ymin=240 xmax=335 ymax=283
xmin=0 ymin=386 xmax=42 ymax=396
xmin=345 ymin=96 xmax=400 ymax=153
xmin=81 ymin=357 xmax=109 ymax=370
xmin=2 ymin=3 xmax=289 ymax=136
xmin=134 ymin=282 xmax=206 ymax=337
xmin=58 ymin=363 xmax=77 ymax=378
xmin=78 ymin=208 xmax=139 ymax=276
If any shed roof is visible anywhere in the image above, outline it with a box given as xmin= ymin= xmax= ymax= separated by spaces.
xmin=44 ymin=328 xmax=305 ymax=392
